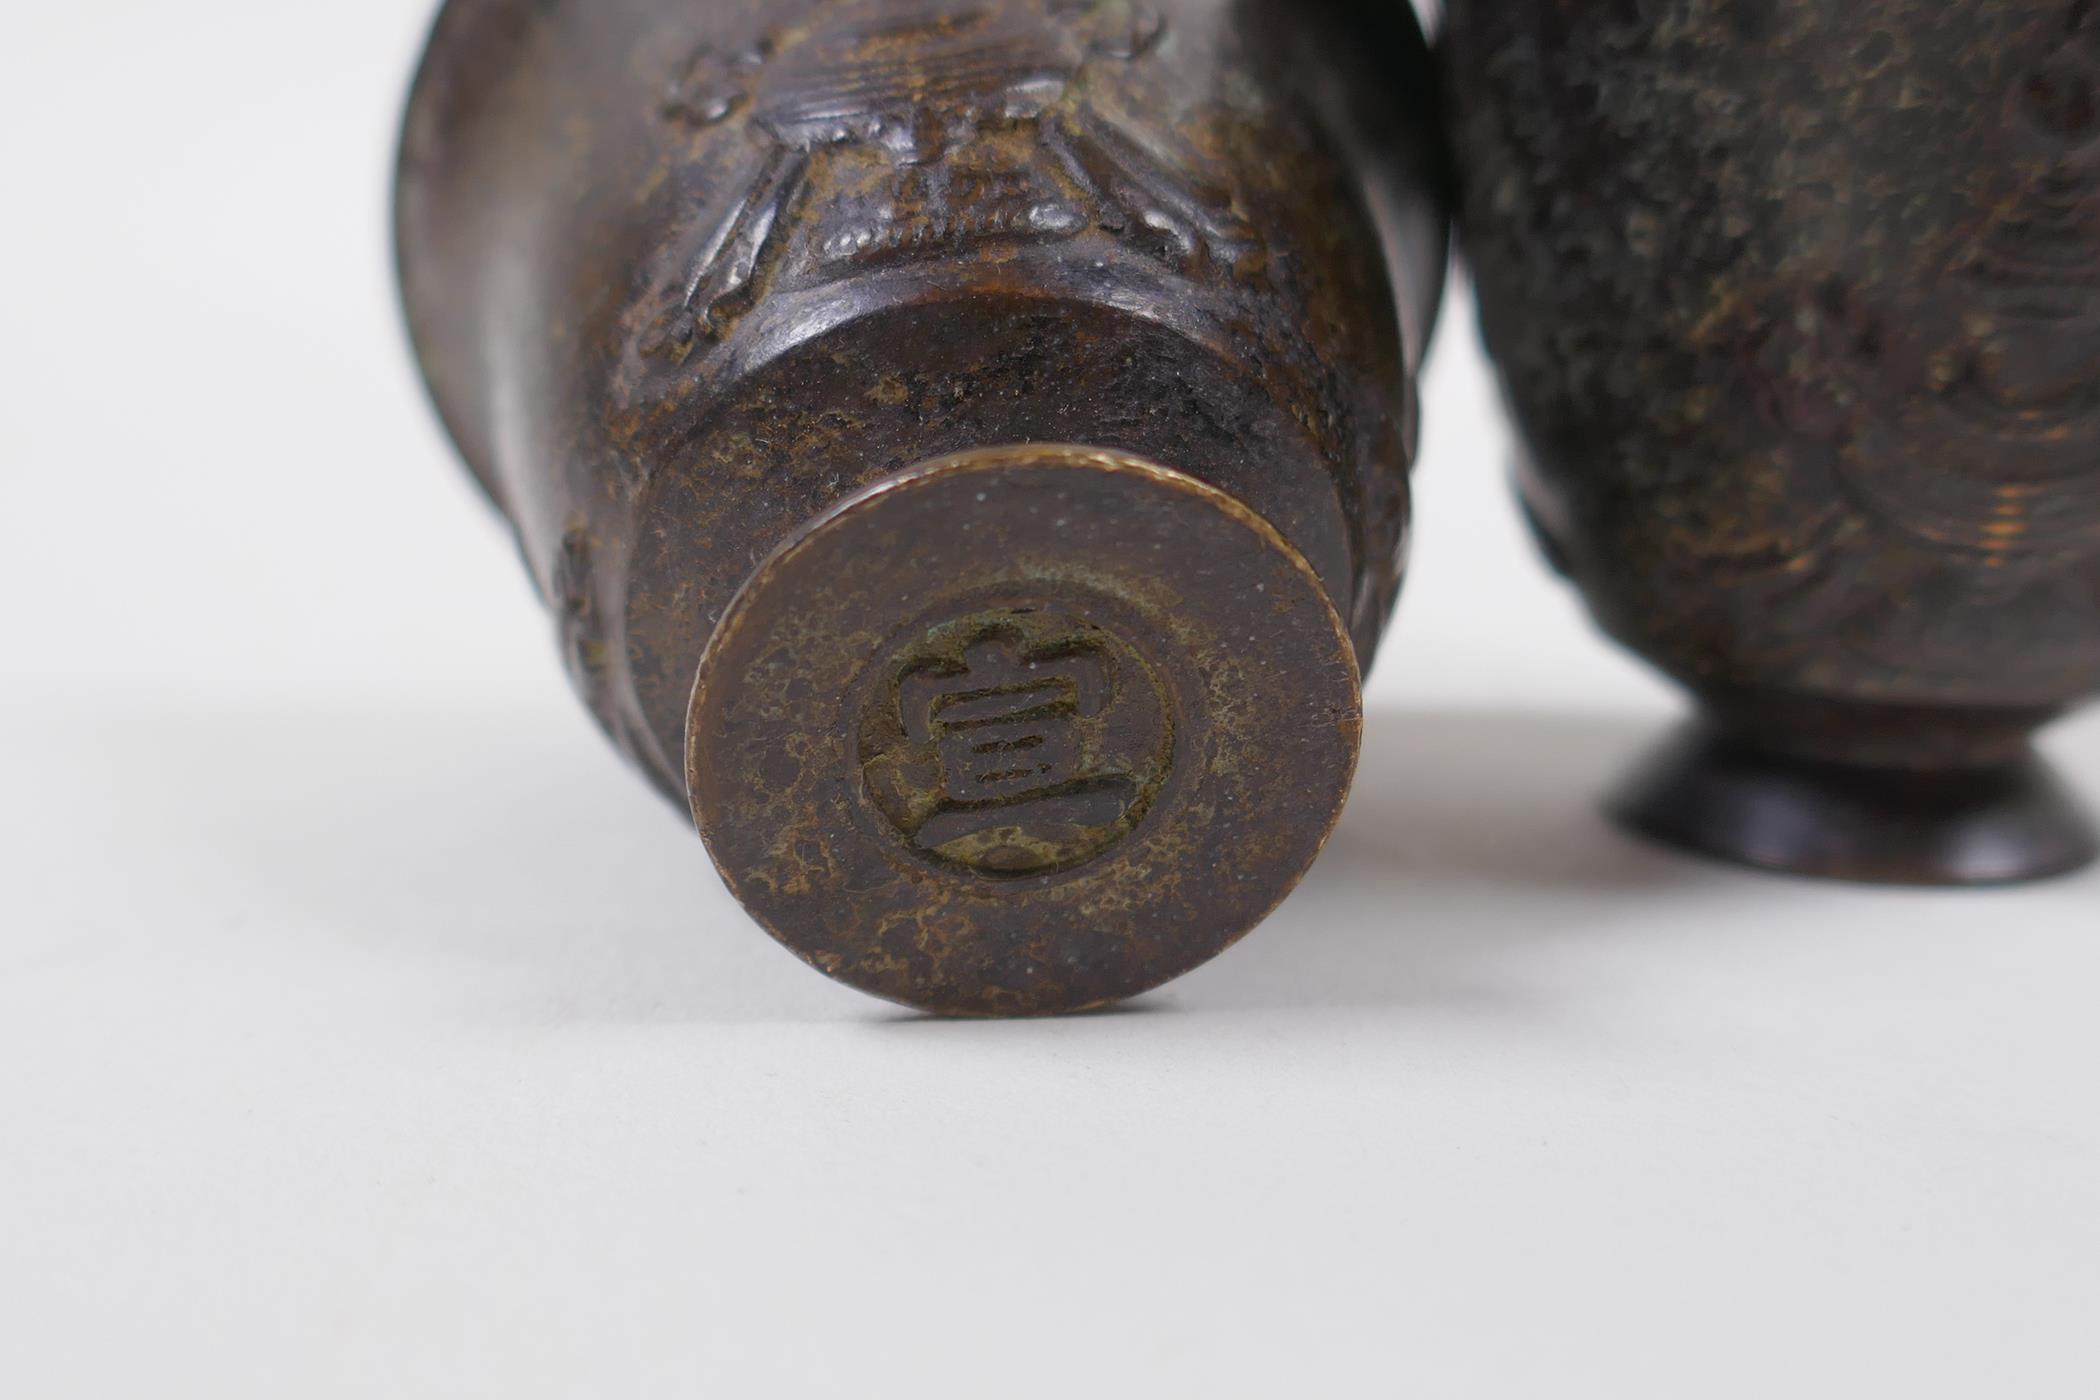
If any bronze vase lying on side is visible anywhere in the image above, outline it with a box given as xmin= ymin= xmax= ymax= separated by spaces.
xmin=1446 ymin=0 xmax=2100 ymax=884
xmin=397 ymin=0 xmax=1447 ymax=1013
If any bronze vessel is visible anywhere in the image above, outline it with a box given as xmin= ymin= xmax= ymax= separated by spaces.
xmin=1446 ymin=0 xmax=2100 ymax=884
xmin=397 ymin=0 xmax=1448 ymax=1012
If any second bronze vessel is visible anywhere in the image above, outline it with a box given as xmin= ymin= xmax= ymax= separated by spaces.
xmin=1447 ymin=0 xmax=2100 ymax=885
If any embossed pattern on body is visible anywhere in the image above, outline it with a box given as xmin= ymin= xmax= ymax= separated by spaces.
xmin=642 ymin=2 xmax=1260 ymax=353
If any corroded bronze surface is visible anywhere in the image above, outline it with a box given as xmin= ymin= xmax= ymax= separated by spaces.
xmin=397 ymin=0 xmax=1448 ymax=1011
xmin=1446 ymin=0 xmax=2100 ymax=884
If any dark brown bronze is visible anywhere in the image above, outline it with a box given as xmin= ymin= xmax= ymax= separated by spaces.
xmin=397 ymin=0 xmax=1447 ymax=1012
xmin=1446 ymin=0 xmax=2100 ymax=885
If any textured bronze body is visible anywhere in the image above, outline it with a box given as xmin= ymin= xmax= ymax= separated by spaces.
xmin=397 ymin=0 xmax=1447 ymax=1012
xmin=1447 ymin=0 xmax=2100 ymax=884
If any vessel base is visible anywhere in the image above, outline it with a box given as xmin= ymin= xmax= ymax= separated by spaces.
xmin=1610 ymin=721 xmax=2099 ymax=887
xmin=686 ymin=445 xmax=1364 ymax=1016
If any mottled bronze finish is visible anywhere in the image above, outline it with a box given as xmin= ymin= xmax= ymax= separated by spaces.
xmin=396 ymin=0 xmax=1447 ymax=1012
xmin=1446 ymin=0 xmax=2100 ymax=884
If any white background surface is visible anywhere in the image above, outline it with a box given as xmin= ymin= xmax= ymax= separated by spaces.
xmin=4 ymin=4 xmax=2097 ymax=1396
